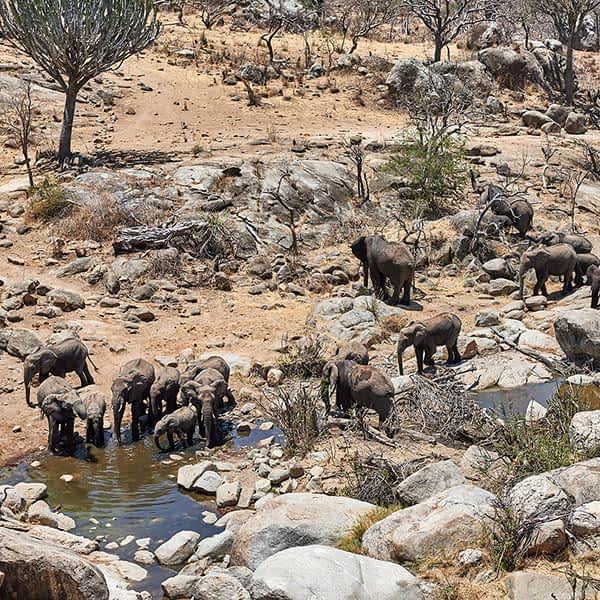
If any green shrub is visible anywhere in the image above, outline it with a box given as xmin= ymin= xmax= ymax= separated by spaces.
xmin=382 ymin=133 xmax=467 ymax=219
xmin=337 ymin=505 xmax=400 ymax=555
xmin=27 ymin=177 xmax=71 ymax=222
xmin=277 ymin=336 xmax=326 ymax=379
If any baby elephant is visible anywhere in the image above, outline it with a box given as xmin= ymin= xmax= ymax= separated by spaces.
xmin=397 ymin=313 xmax=462 ymax=375
xmin=588 ymin=265 xmax=600 ymax=309
xmin=81 ymin=391 xmax=106 ymax=448
xmin=154 ymin=405 xmax=197 ymax=451
xmin=575 ymin=253 xmax=600 ymax=286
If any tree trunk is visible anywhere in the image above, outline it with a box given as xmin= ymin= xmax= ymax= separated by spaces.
xmin=58 ymin=86 xmax=78 ymax=164
xmin=433 ymin=35 xmax=443 ymax=62
xmin=22 ymin=145 xmax=33 ymax=188
xmin=565 ymin=35 xmax=575 ymax=105
xmin=349 ymin=37 xmax=359 ymax=54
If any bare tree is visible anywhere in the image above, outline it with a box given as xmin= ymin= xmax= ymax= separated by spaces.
xmin=0 ymin=0 xmax=161 ymax=164
xmin=537 ymin=0 xmax=600 ymax=104
xmin=328 ymin=0 xmax=402 ymax=53
xmin=404 ymin=0 xmax=496 ymax=62
xmin=0 ymin=79 xmax=35 ymax=187
xmin=185 ymin=0 xmax=235 ymax=28
xmin=344 ymin=137 xmax=369 ymax=203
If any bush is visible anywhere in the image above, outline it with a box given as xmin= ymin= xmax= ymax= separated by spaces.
xmin=27 ymin=177 xmax=71 ymax=222
xmin=261 ymin=384 xmax=324 ymax=456
xmin=337 ymin=505 xmax=400 ymax=555
xmin=276 ymin=336 xmax=326 ymax=379
xmin=382 ymin=133 xmax=467 ymax=219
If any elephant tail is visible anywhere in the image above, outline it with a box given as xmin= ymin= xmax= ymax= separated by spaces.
xmin=87 ymin=355 xmax=99 ymax=372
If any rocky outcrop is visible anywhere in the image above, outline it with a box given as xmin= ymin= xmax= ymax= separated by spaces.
xmin=478 ymin=47 xmax=544 ymax=90
xmin=362 ymin=485 xmax=495 ymax=562
xmin=230 ymin=493 xmax=374 ymax=569
xmin=251 ymin=545 xmax=424 ymax=600
xmin=395 ymin=460 xmax=466 ymax=506
xmin=555 ymin=309 xmax=600 ymax=364
xmin=0 ymin=527 xmax=109 ymax=600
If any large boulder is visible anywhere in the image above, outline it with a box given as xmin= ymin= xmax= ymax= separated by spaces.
xmin=570 ymin=411 xmax=600 ymax=453
xmin=386 ymin=58 xmax=441 ymax=100
xmin=251 ymin=545 xmax=424 ymax=600
xmin=395 ymin=460 xmax=466 ymax=506
xmin=466 ymin=21 xmax=503 ymax=50
xmin=0 ymin=526 xmax=109 ymax=600
xmin=155 ymin=531 xmax=201 ymax=566
xmin=522 ymin=110 xmax=556 ymax=129
xmin=564 ymin=112 xmax=587 ymax=135
xmin=0 ymin=328 xmax=42 ymax=359
xmin=230 ymin=493 xmax=374 ymax=570
xmin=505 ymin=571 xmax=589 ymax=600
xmin=554 ymin=309 xmax=600 ymax=364
xmin=478 ymin=47 xmax=544 ymax=90
xmin=47 ymin=289 xmax=85 ymax=312
xmin=362 ymin=485 xmax=495 ymax=563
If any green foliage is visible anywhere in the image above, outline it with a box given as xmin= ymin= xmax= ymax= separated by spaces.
xmin=27 ymin=177 xmax=71 ymax=222
xmin=191 ymin=143 xmax=204 ymax=156
xmin=337 ymin=505 xmax=400 ymax=555
xmin=382 ymin=132 xmax=467 ymax=219
xmin=277 ymin=336 xmax=326 ymax=379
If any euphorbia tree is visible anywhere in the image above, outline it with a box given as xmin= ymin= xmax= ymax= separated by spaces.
xmin=0 ymin=0 xmax=161 ymax=163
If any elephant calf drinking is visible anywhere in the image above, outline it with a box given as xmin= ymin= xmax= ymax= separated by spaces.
xmin=154 ymin=405 xmax=197 ymax=451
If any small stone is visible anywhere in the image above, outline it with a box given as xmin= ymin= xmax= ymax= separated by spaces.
xmin=59 ymin=474 xmax=74 ymax=483
xmin=11 ymin=425 xmax=21 ymax=433
xmin=134 ymin=550 xmax=155 ymax=565
xmin=106 ymin=542 xmax=119 ymax=550
xmin=289 ymin=464 xmax=304 ymax=478
xmin=216 ymin=481 xmax=241 ymax=508
xmin=268 ymin=468 xmax=290 ymax=485
xmin=458 ymin=548 xmax=484 ymax=566
xmin=120 ymin=535 xmax=135 ymax=547
xmin=259 ymin=421 xmax=274 ymax=431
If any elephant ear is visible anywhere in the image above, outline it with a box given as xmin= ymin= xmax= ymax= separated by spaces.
xmin=39 ymin=349 xmax=58 ymax=374
xmin=413 ymin=324 xmax=428 ymax=346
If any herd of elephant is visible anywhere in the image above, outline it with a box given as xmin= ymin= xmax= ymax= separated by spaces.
xmin=23 ymin=337 xmax=237 ymax=454
xmin=20 ymin=203 xmax=600 ymax=451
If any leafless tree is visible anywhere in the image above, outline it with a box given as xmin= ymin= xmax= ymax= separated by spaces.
xmin=404 ymin=0 xmax=497 ymax=62
xmin=344 ymin=137 xmax=369 ymax=203
xmin=327 ymin=0 xmax=402 ymax=53
xmin=537 ymin=0 xmax=600 ymax=104
xmin=0 ymin=79 xmax=35 ymax=187
xmin=0 ymin=0 xmax=161 ymax=164
xmin=185 ymin=0 xmax=235 ymax=28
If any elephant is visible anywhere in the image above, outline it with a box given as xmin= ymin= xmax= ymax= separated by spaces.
xmin=180 ymin=356 xmax=236 ymax=406
xmin=351 ymin=235 xmax=415 ymax=306
xmin=23 ymin=338 xmax=97 ymax=408
xmin=81 ymin=391 xmax=106 ymax=448
xmin=322 ymin=360 xmax=393 ymax=432
xmin=36 ymin=376 xmax=87 ymax=453
xmin=519 ymin=243 xmax=577 ymax=299
xmin=574 ymin=253 xmax=600 ymax=286
xmin=397 ymin=313 xmax=462 ymax=375
xmin=333 ymin=342 xmax=369 ymax=365
xmin=485 ymin=187 xmax=534 ymax=238
xmin=153 ymin=405 xmax=197 ymax=451
xmin=180 ymin=370 xmax=227 ymax=447
xmin=541 ymin=231 xmax=593 ymax=254
xmin=149 ymin=366 xmax=180 ymax=420
xmin=111 ymin=358 xmax=155 ymax=444
xmin=588 ymin=265 xmax=600 ymax=309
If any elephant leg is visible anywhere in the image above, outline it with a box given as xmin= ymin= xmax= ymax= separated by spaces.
xmin=167 ymin=431 xmax=175 ymax=450
xmin=47 ymin=416 xmax=58 ymax=452
xmin=452 ymin=344 xmax=462 ymax=363
xmin=424 ymin=348 xmax=435 ymax=367
xmin=400 ymin=279 xmax=411 ymax=306
xmin=415 ymin=347 xmax=424 ymax=374
xmin=83 ymin=362 xmax=94 ymax=385
xmin=564 ymin=269 xmax=574 ymax=292
xmin=64 ymin=418 xmax=75 ymax=453
xmin=445 ymin=344 xmax=454 ymax=365
xmin=96 ymin=418 xmax=104 ymax=447
xmin=389 ymin=282 xmax=400 ymax=306
xmin=225 ymin=388 xmax=236 ymax=408
xmin=593 ymin=287 xmax=599 ymax=309
xmin=76 ymin=369 xmax=88 ymax=388
xmin=166 ymin=394 xmax=177 ymax=414
xmin=131 ymin=402 xmax=141 ymax=442
xmin=540 ymin=280 xmax=549 ymax=296
xmin=114 ymin=402 xmax=126 ymax=444
xmin=370 ymin=269 xmax=386 ymax=300
xmin=187 ymin=429 xmax=194 ymax=446
xmin=86 ymin=420 xmax=93 ymax=444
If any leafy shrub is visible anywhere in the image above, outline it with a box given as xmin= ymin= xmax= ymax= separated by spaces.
xmin=337 ymin=505 xmax=400 ymax=555
xmin=277 ymin=336 xmax=326 ymax=379
xmin=382 ymin=133 xmax=467 ymax=219
xmin=27 ymin=177 xmax=71 ymax=222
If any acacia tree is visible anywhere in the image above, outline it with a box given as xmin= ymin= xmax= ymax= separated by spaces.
xmin=0 ymin=0 xmax=160 ymax=164
xmin=537 ymin=0 xmax=600 ymax=104
xmin=404 ymin=0 xmax=496 ymax=62
xmin=186 ymin=0 xmax=236 ymax=29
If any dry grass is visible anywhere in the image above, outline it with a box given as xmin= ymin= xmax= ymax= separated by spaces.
xmin=337 ymin=505 xmax=400 ymax=555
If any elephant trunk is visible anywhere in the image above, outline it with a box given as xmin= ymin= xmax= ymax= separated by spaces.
xmin=518 ymin=262 xmax=528 ymax=299
xmin=113 ymin=401 xmax=124 ymax=444
xmin=24 ymin=365 xmax=36 ymax=408
xmin=362 ymin=261 xmax=369 ymax=288
xmin=95 ymin=419 xmax=104 ymax=448
xmin=154 ymin=432 xmax=168 ymax=451
xmin=202 ymin=407 xmax=215 ymax=448
xmin=398 ymin=349 xmax=404 ymax=376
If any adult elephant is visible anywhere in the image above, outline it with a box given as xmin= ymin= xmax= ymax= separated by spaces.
xmin=397 ymin=313 xmax=462 ymax=375
xmin=574 ymin=253 xmax=600 ymax=286
xmin=180 ymin=369 xmax=227 ymax=447
xmin=111 ymin=358 xmax=155 ymax=444
xmin=81 ymin=390 xmax=106 ymax=448
xmin=23 ymin=338 xmax=96 ymax=407
xmin=519 ymin=243 xmax=577 ymax=299
xmin=180 ymin=356 xmax=235 ymax=406
xmin=541 ymin=231 xmax=593 ymax=254
xmin=333 ymin=342 xmax=369 ymax=365
xmin=149 ymin=366 xmax=180 ymax=420
xmin=588 ymin=265 xmax=600 ymax=308
xmin=322 ymin=360 xmax=393 ymax=432
xmin=351 ymin=235 xmax=415 ymax=306
xmin=486 ymin=188 xmax=534 ymax=238
xmin=154 ymin=405 xmax=197 ymax=451
xmin=36 ymin=376 xmax=87 ymax=453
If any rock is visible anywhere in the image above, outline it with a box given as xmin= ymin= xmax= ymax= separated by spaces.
xmin=230 ymin=493 xmax=375 ymax=569
xmin=216 ymin=481 xmax=241 ymax=508
xmin=266 ymin=368 xmax=283 ymax=386
xmin=546 ymin=104 xmax=570 ymax=125
xmin=27 ymin=501 xmax=76 ymax=531
xmin=478 ymin=47 xmax=544 ymax=90
xmin=177 ymin=462 xmax=216 ymax=490
xmin=47 ymin=289 xmax=85 ymax=311
xmin=475 ymin=310 xmax=501 ymax=327
xmin=13 ymin=482 xmax=47 ymax=507
xmin=192 ymin=530 xmax=234 ymax=561
xmin=0 ymin=526 xmax=109 ymax=600
xmin=522 ymin=110 xmax=556 ymax=129
xmin=161 ymin=574 xmax=198 ymax=599
xmin=466 ymin=21 xmax=502 ymax=50
xmin=458 ymin=548 xmax=483 ymax=566
xmin=524 ymin=295 xmax=547 ymax=311
xmin=482 ymin=258 xmax=513 ymax=279
xmin=488 ymin=278 xmax=519 ymax=296
xmin=571 ymin=501 xmax=600 ymax=537
xmin=0 ymin=328 xmax=41 ymax=359
xmin=268 ymin=468 xmax=290 ymax=485
xmin=362 ymin=485 xmax=495 ymax=562
xmin=155 ymin=531 xmax=201 ymax=566
xmin=86 ymin=550 xmax=147 ymax=583
xmin=251 ymin=545 xmax=424 ymax=600
xmin=395 ymin=461 xmax=466 ymax=506
xmin=570 ymin=411 xmax=600 ymax=453
xmin=28 ymin=525 xmax=98 ymax=555
xmin=525 ymin=400 xmax=547 ymax=422
xmin=193 ymin=471 xmax=223 ymax=495
xmin=133 ymin=550 xmax=155 ymax=565
xmin=505 ymin=571 xmax=586 ymax=600
xmin=60 ymin=474 xmax=74 ymax=483
xmin=509 ymin=474 xmax=570 ymax=520
xmin=189 ymin=571 xmax=250 ymax=600
xmin=0 ymin=486 xmax=25 ymax=513
xmin=518 ymin=329 xmax=562 ymax=355
xmin=564 ymin=112 xmax=587 ymax=134
xmin=554 ymin=309 xmax=600 ymax=364
xmin=55 ymin=257 xmax=94 ymax=278
xmin=525 ymin=519 xmax=566 ymax=556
